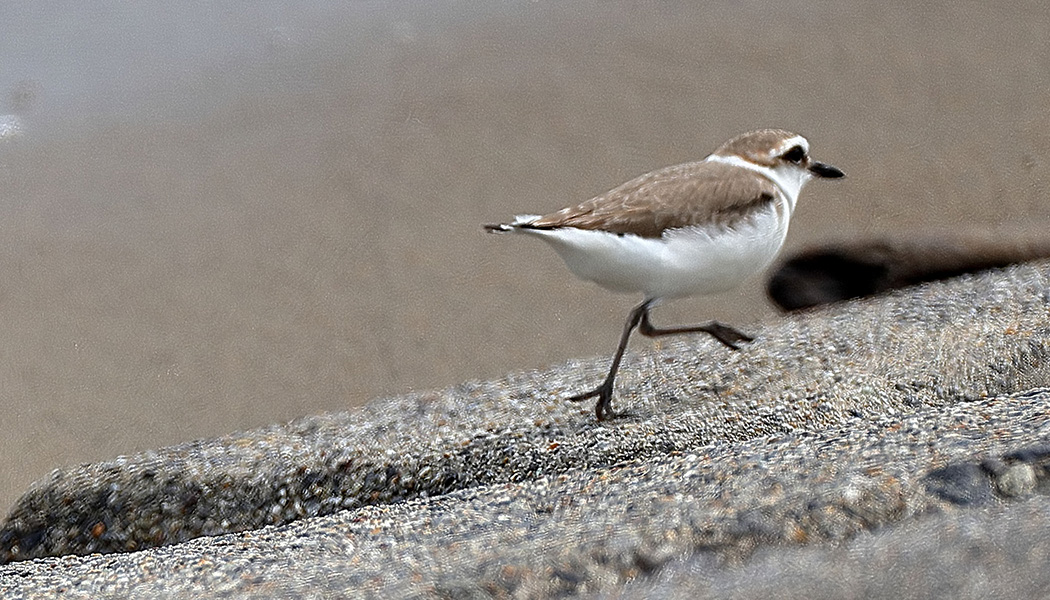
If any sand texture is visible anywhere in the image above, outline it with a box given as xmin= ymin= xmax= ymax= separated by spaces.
xmin=2 ymin=262 xmax=1049 ymax=597
xmin=2 ymin=0 xmax=1050 ymax=514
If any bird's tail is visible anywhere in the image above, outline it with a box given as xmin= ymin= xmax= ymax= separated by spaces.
xmin=483 ymin=223 xmax=514 ymax=233
xmin=484 ymin=214 xmax=543 ymax=233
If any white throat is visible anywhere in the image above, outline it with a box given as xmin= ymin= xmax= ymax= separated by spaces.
xmin=705 ymin=154 xmax=810 ymax=214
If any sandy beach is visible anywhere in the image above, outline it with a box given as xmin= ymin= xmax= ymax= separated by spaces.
xmin=0 ymin=0 xmax=1048 ymax=514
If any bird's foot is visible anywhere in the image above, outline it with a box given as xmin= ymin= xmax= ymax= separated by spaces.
xmin=567 ymin=382 xmax=618 ymax=421
xmin=703 ymin=323 xmax=754 ymax=350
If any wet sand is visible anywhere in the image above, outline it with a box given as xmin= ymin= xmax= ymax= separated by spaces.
xmin=1 ymin=0 xmax=1049 ymax=511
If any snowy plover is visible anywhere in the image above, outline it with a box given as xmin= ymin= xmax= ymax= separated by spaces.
xmin=485 ymin=129 xmax=845 ymax=420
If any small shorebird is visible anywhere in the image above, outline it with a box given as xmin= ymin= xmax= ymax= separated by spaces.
xmin=485 ymin=129 xmax=844 ymax=420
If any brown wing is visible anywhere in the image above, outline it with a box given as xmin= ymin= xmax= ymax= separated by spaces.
xmin=525 ymin=161 xmax=778 ymax=238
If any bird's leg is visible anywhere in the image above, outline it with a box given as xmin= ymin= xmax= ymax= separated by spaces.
xmin=568 ymin=299 xmax=653 ymax=421
xmin=638 ymin=309 xmax=753 ymax=350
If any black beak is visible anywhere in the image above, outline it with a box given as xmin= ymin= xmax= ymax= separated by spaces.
xmin=809 ymin=162 xmax=845 ymax=179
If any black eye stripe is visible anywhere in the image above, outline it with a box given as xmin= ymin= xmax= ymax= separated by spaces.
xmin=781 ymin=145 xmax=806 ymax=163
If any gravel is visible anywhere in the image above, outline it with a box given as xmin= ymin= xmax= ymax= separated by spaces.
xmin=2 ymin=260 xmax=1050 ymax=598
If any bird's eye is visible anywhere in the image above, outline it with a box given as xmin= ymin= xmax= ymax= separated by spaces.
xmin=781 ymin=145 xmax=806 ymax=163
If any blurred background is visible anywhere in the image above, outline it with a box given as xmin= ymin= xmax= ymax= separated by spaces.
xmin=0 ymin=0 xmax=1048 ymax=511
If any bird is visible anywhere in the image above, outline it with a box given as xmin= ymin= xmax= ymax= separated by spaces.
xmin=484 ymin=129 xmax=845 ymax=421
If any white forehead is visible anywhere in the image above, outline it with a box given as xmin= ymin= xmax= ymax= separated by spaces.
xmin=768 ymin=135 xmax=809 ymax=158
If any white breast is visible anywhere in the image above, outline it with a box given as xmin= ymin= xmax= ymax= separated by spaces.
xmin=518 ymin=198 xmax=790 ymax=300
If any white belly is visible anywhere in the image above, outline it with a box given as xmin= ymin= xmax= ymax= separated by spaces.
xmin=519 ymin=203 xmax=789 ymax=300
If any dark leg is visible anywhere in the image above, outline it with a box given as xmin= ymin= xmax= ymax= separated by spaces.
xmin=568 ymin=299 xmax=653 ymax=421
xmin=639 ymin=309 xmax=753 ymax=350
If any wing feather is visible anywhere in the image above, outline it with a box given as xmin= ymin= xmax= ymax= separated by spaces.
xmin=524 ymin=161 xmax=777 ymax=238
